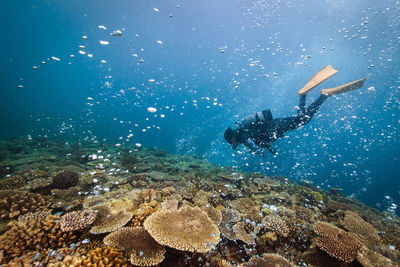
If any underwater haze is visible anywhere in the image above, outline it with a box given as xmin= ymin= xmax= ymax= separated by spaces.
xmin=1 ymin=0 xmax=400 ymax=266
xmin=1 ymin=1 xmax=400 ymax=225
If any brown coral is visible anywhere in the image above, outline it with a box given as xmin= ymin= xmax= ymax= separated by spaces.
xmin=60 ymin=210 xmax=97 ymax=232
xmin=0 ymin=190 xmax=50 ymax=219
xmin=232 ymin=221 xmax=260 ymax=245
xmin=143 ymin=205 xmax=220 ymax=253
xmin=90 ymin=203 xmax=133 ymax=234
xmin=219 ymin=208 xmax=241 ymax=240
xmin=230 ymin=198 xmax=261 ymax=222
xmin=104 ymin=227 xmax=165 ymax=266
xmin=0 ymin=175 xmax=26 ymax=190
xmin=0 ymin=215 xmax=78 ymax=261
xmin=262 ymin=215 xmax=289 ymax=237
xmin=202 ymin=205 xmax=222 ymax=225
xmin=65 ymin=247 xmax=127 ymax=267
xmin=161 ymin=198 xmax=179 ymax=211
xmin=340 ymin=211 xmax=381 ymax=247
xmin=136 ymin=189 xmax=158 ymax=205
xmin=313 ymin=221 xmax=362 ymax=263
xmin=130 ymin=201 xmax=160 ymax=227
xmin=245 ymin=253 xmax=293 ymax=267
xmin=51 ymin=186 xmax=82 ymax=211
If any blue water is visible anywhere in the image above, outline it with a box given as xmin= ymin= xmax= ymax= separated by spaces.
xmin=1 ymin=0 xmax=399 ymax=214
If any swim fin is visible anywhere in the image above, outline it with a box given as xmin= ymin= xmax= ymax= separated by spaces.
xmin=298 ymin=65 xmax=338 ymax=95
xmin=320 ymin=78 xmax=366 ymax=96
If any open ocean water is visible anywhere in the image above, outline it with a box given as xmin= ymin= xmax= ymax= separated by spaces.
xmin=0 ymin=0 xmax=399 ymax=266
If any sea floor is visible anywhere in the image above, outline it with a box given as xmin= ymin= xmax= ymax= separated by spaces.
xmin=0 ymin=137 xmax=399 ymax=266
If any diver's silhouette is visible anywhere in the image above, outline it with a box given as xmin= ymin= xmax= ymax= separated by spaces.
xmin=224 ymin=65 xmax=366 ymax=156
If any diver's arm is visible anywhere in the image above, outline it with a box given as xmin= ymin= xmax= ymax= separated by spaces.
xmin=245 ymin=138 xmax=265 ymax=157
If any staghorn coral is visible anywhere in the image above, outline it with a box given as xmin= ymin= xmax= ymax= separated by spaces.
xmin=104 ymin=227 xmax=166 ymax=266
xmin=60 ymin=210 xmax=97 ymax=232
xmin=64 ymin=247 xmax=127 ymax=267
xmin=245 ymin=253 xmax=293 ymax=267
xmin=262 ymin=215 xmax=290 ymax=237
xmin=339 ymin=210 xmax=381 ymax=247
xmin=90 ymin=203 xmax=133 ymax=234
xmin=313 ymin=221 xmax=362 ymax=263
xmin=143 ymin=205 xmax=220 ymax=253
xmin=51 ymin=170 xmax=79 ymax=189
xmin=0 ymin=190 xmax=50 ymax=219
xmin=0 ymin=214 xmax=78 ymax=262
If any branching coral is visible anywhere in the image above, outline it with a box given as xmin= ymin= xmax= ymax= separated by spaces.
xmin=64 ymin=247 xmax=127 ymax=267
xmin=104 ymin=227 xmax=165 ymax=266
xmin=143 ymin=205 xmax=220 ymax=253
xmin=313 ymin=221 xmax=362 ymax=263
xmin=262 ymin=215 xmax=290 ymax=237
xmin=0 ymin=215 xmax=78 ymax=262
xmin=90 ymin=203 xmax=133 ymax=234
xmin=130 ymin=201 xmax=160 ymax=227
xmin=60 ymin=210 xmax=97 ymax=232
xmin=51 ymin=186 xmax=82 ymax=211
xmin=0 ymin=175 xmax=26 ymax=190
xmin=0 ymin=190 xmax=50 ymax=219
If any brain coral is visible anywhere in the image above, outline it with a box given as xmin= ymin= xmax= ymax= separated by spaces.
xmin=314 ymin=222 xmax=362 ymax=263
xmin=104 ymin=227 xmax=166 ymax=266
xmin=60 ymin=210 xmax=97 ymax=232
xmin=90 ymin=203 xmax=133 ymax=234
xmin=51 ymin=170 xmax=79 ymax=189
xmin=0 ymin=190 xmax=49 ymax=219
xmin=143 ymin=205 xmax=220 ymax=253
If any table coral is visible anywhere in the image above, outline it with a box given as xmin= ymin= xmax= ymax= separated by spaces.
xmin=313 ymin=221 xmax=362 ymax=263
xmin=90 ymin=203 xmax=133 ymax=234
xmin=143 ymin=205 xmax=220 ymax=253
xmin=104 ymin=227 xmax=165 ymax=266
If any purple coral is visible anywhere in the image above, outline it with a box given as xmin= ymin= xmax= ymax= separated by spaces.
xmin=52 ymin=170 xmax=79 ymax=189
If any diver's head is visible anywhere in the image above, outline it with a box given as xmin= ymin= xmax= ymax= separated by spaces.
xmin=224 ymin=127 xmax=239 ymax=149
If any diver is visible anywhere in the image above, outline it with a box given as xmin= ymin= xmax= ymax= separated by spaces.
xmin=224 ymin=65 xmax=366 ymax=156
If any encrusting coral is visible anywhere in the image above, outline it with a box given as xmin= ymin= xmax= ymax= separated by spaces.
xmin=51 ymin=170 xmax=79 ymax=189
xmin=104 ymin=227 xmax=166 ymax=266
xmin=143 ymin=205 xmax=220 ymax=253
xmin=313 ymin=221 xmax=362 ymax=263
xmin=60 ymin=210 xmax=97 ymax=232
xmin=0 ymin=190 xmax=50 ymax=219
xmin=90 ymin=203 xmax=133 ymax=234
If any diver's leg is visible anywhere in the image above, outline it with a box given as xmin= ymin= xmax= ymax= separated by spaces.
xmin=298 ymin=94 xmax=306 ymax=115
xmin=305 ymin=94 xmax=329 ymax=119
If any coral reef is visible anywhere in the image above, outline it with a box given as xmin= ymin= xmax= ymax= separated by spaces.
xmin=104 ymin=227 xmax=166 ymax=266
xmin=143 ymin=205 xmax=220 ymax=253
xmin=0 ymin=139 xmax=399 ymax=266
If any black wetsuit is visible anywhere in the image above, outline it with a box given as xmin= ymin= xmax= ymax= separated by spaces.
xmin=235 ymin=94 xmax=328 ymax=154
